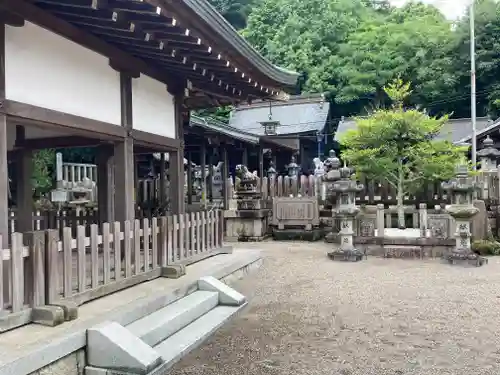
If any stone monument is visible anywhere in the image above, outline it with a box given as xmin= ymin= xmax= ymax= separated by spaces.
xmin=441 ymin=163 xmax=487 ymax=266
xmin=327 ymin=164 xmax=365 ymax=261
xmin=224 ymin=164 xmax=269 ymax=241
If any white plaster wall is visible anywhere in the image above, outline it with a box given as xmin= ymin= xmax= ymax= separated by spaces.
xmin=5 ymin=22 xmax=121 ymax=125
xmin=132 ymin=74 xmax=176 ymax=139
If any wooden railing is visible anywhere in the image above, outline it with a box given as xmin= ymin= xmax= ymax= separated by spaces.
xmin=0 ymin=232 xmax=45 ymax=333
xmin=0 ymin=210 xmax=225 ymax=331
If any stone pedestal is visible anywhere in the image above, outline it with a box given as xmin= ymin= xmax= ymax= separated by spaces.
xmin=327 ymin=165 xmax=365 ymax=262
xmin=442 ymin=164 xmax=487 ymax=267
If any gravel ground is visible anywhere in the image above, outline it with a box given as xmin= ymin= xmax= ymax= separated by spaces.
xmin=169 ymin=242 xmax=500 ymax=375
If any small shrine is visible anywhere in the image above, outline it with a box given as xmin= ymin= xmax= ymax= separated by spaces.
xmin=327 ymin=164 xmax=365 ymax=262
xmin=441 ymin=163 xmax=487 ymax=267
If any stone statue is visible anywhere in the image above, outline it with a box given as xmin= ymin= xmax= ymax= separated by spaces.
xmin=313 ymin=158 xmax=325 ymax=177
xmin=235 ymin=164 xmax=258 ymax=181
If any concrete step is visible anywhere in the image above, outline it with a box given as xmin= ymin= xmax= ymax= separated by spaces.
xmin=126 ymin=291 xmax=219 ymax=347
xmin=154 ymin=305 xmax=244 ymax=370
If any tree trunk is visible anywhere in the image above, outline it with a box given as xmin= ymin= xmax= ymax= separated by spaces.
xmin=397 ymin=158 xmax=405 ymax=229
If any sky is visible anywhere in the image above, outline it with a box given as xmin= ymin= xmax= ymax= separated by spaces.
xmin=390 ymin=0 xmax=472 ymax=19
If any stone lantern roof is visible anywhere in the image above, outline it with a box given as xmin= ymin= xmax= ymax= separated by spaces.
xmin=477 ymin=136 xmax=500 ymax=158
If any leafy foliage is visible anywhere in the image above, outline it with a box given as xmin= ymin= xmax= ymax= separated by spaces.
xmin=207 ymin=0 xmax=256 ymax=29
xmin=32 ymin=149 xmax=55 ymax=197
xmin=341 ymin=79 xmax=467 ymax=199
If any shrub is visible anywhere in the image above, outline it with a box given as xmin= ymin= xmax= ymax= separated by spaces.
xmin=472 ymin=240 xmax=500 ymax=256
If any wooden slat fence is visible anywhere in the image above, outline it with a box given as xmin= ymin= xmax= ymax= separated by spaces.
xmin=0 ymin=232 xmax=45 ymax=332
xmin=0 ymin=210 xmax=225 ymax=331
xmin=8 ymin=208 xmax=99 ymax=238
xmin=46 ymin=210 xmax=224 ymax=307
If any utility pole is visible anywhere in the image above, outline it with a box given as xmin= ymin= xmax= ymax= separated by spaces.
xmin=470 ymin=0 xmax=477 ymax=170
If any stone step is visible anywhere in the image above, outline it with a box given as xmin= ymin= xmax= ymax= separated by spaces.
xmin=153 ymin=305 xmax=244 ymax=371
xmin=126 ymin=291 xmax=219 ymax=347
xmin=85 ymin=277 xmax=247 ymax=375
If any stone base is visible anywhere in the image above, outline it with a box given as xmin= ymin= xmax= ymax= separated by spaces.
xmin=273 ymin=228 xmax=324 ymax=241
xmin=224 ymin=210 xmax=269 ymax=241
xmin=327 ymin=249 xmax=365 ymax=262
xmin=235 ymin=234 xmax=270 ymax=242
xmin=444 ymin=252 xmax=488 ymax=267
xmin=384 ymin=246 xmax=423 ymax=259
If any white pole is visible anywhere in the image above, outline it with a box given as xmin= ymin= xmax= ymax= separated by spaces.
xmin=470 ymin=0 xmax=477 ymax=170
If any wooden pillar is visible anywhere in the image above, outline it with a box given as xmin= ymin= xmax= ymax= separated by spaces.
xmin=187 ymin=151 xmax=193 ymax=205
xmin=222 ymin=145 xmax=229 ymax=210
xmin=169 ymin=86 xmax=186 ymax=214
xmin=0 ymin=22 xmax=7 ymax=247
xmin=96 ymin=145 xmax=114 ymax=224
xmin=207 ymin=149 xmax=213 ymax=203
xmin=15 ymin=126 xmax=33 ymax=233
xmin=201 ymin=143 xmax=207 ymax=208
xmin=159 ymin=152 xmax=166 ymax=207
xmin=114 ymin=72 xmax=135 ymax=222
xmin=242 ymin=147 xmax=248 ymax=166
xmin=258 ymin=145 xmax=264 ymax=179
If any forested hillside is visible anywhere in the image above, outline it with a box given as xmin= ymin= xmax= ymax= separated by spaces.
xmin=209 ymin=0 xmax=500 ymax=119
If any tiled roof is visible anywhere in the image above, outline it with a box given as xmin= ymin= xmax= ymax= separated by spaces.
xmin=190 ymin=114 xmax=259 ymax=144
xmin=335 ymin=116 xmax=493 ymax=144
xmin=228 ymin=94 xmax=330 ymax=135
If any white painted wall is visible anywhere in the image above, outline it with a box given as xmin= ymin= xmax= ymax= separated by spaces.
xmin=5 ymin=22 xmax=121 ymax=125
xmin=132 ymin=74 xmax=176 ymax=139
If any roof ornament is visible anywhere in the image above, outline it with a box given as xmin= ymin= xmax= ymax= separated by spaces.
xmin=319 ymin=93 xmax=325 ymax=109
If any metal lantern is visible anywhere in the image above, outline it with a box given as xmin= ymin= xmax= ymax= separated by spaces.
xmin=260 ymin=120 xmax=280 ymax=136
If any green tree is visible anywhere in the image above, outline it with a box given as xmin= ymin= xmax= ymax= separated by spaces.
xmin=340 ymin=79 xmax=467 ymax=228
xmin=451 ymin=0 xmax=500 ymax=118
xmin=332 ymin=1 xmax=457 ymax=115
xmin=242 ymin=0 xmax=457 ymax=117
xmin=207 ymin=0 xmax=256 ymax=29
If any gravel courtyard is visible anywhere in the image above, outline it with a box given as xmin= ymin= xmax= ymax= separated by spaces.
xmin=170 ymin=242 xmax=500 ymax=375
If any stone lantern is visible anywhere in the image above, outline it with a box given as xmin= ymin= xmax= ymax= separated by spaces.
xmin=267 ymin=161 xmax=277 ymax=179
xmin=327 ymin=164 xmax=365 ymax=262
xmin=441 ymin=164 xmax=487 ymax=266
xmin=477 ymin=135 xmax=500 ymax=172
xmin=287 ymin=155 xmax=300 ymax=178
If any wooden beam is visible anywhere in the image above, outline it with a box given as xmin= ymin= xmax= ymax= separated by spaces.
xmin=17 ymin=136 xmax=104 ymax=150
xmin=0 ymin=99 xmax=126 ymax=139
xmin=0 ymin=9 xmax=24 ymax=27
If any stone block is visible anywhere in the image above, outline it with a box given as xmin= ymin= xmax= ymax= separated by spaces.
xmin=54 ymin=301 xmax=78 ymax=321
xmin=87 ymin=321 xmax=162 ymax=374
xmin=472 ymin=200 xmax=489 ymax=240
xmin=161 ymin=265 xmax=186 ymax=279
xmin=32 ymin=305 xmax=65 ymax=327
xmin=198 ymin=276 xmax=246 ymax=306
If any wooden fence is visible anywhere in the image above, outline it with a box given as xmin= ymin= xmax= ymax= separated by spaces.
xmin=7 ymin=208 xmax=99 ymax=236
xmin=0 ymin=210 xmax=224 ymax=331
xmin=227 ymin=171 xmax=500 ymax=206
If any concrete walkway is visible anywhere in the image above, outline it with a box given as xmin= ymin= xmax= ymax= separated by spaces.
xmin=169 ymin=242 xmax=500 ymax=375
xmin=0 ymin=249 xmax=262 ymax=375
